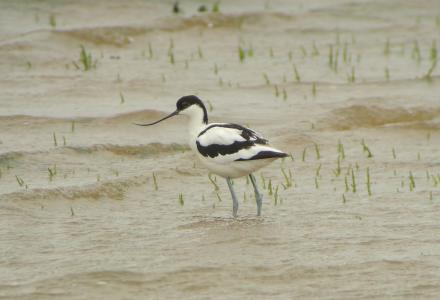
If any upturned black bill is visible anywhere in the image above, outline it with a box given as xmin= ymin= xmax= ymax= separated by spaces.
xmin=134 ymin=110 xmax=179 ymax=126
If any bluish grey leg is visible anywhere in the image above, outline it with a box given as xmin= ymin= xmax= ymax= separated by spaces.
xmin=249 ymin=173 xmax=263 ymax=216
xmin=226 ymin=177 xmax=238 ymax=217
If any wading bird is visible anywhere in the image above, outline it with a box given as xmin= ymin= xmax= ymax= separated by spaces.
xmin=135 ymin=95 xmax=287 ymax=217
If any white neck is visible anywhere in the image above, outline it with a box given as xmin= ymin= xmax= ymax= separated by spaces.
xmin=180 ymin=105 xmax=207 ymax=138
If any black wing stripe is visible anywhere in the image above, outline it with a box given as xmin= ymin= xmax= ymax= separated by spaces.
xmin=235 ymin=151 xmax=288 ymax=161
xmin=197 ymin=140 xmax=253 ymax=158
xmin=197 ymin=123 xmax=268 ymax=145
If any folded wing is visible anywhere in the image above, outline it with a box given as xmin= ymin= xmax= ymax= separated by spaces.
xmin=196 ymin=123 xmax=287 ymax=164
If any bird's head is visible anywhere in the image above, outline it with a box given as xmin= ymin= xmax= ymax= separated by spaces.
xmin=134 ymin=95 xmax=208 ymax=127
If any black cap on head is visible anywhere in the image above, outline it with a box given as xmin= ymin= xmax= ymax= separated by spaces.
xmin=176 ymin=95 xmax=208 ymax=124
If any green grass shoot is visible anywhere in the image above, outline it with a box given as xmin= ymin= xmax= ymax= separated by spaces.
xmin=293 ymin=65 xmax=301 ymax=82
xmin=314 ymin=143 xmax=321 ymax=160
xmin=53 ymin=132 xmax=57 ymax=146
xmin=274 ymin=85 xmax=279 ymax=97
xmin=238 ymin=46 xmax=245 ymax=62
xmin=334 ymin=156 xmax=341 ymax=177
xmin=79 ymin=45 xmax=96 ymax=71
xmin=302 ymin=147 xmax=307 ymax=162
xmin=351 ymin=169 xmax=357 ymax=193
xmin=361 ymin=139 xmax=373 ymax=158
xmin=268 ymin=179 xmax=273 ymax=195
xmin=119 ymin=91 xmax=125 ymax=104
xmin=384 ymin=38 xmax=390 ymax=56
xmin=366 ymin=167 xmax=372 ymax=196
xmin=152 ymin=172 xmax=158 ymax=190
xmin=337 ymin=140 xmax=345 ymax=160
xmin=208 ymin=173 xmax=219 ymax=191
xmin=212 ymin=1 xmax=220 ymax=13
xmin=49 ymin=13 xmax=56 ymax=28
xmin=148 ymin=42 xmax=153 ymax=59
xmin=178 ymin=193 xmax=184 ymax=206
xmin=312 ymin=82 xmax=317 ymax=98
xmin=263 ymin=73 xmax=270 ymax=85
xmin=15 ymin=175 xmax=25 ymax=187
xmin=409 ymin=171 xmax=416 ymax=191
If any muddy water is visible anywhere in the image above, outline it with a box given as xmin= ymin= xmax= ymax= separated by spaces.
xmin=1 ymin=0 xmax=440 ymax=299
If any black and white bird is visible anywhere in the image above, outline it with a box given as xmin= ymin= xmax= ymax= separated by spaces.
xmin=136 ymin=95 xmax=288 ymax=217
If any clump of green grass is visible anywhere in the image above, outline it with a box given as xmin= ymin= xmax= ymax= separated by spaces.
xmin=73 ymin=45 xmax=96 ymax=71
xmin=172 ymin=2 xmax=180 ymax=13
xmin=212 ymin=1 xmax=220 ymax=13
xmin=70 ymin=207 xmax=75 ymax=216
xmin=178 ymin=193 xmax=184 ymax=206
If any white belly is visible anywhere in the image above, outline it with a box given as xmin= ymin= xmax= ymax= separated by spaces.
xmin=195 ymin=152 xmax=278 ymax=178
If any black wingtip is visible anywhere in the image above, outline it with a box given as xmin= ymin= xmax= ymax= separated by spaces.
xmin=235 ymin=151 xmax=289 ymax=161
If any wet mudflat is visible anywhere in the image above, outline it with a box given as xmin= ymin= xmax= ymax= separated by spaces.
xmin=1 ymin=0 xmax=440 ymax=299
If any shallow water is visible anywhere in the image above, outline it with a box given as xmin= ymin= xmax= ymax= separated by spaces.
xmin=1 ymin=0 xmax=440 ymax=299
